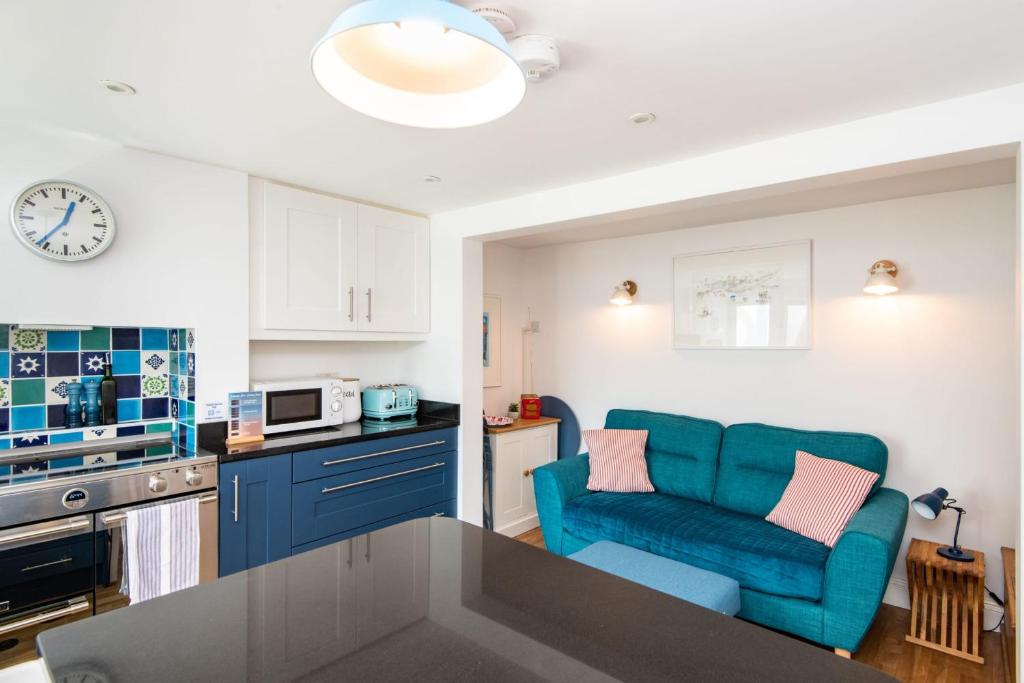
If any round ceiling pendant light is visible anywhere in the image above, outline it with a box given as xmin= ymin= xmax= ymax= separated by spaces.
xmin=311 ymin=0 xmax=526 ymax=129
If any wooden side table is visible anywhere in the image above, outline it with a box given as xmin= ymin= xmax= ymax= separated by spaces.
xmin=906 ymin=538 xmax=985 ymax=663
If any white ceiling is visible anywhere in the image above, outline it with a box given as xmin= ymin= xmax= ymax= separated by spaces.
xmin=2 ymin=1 xmax=1023 ymax=214
xmin=493 ymin=156 xmax=1017 ymax=248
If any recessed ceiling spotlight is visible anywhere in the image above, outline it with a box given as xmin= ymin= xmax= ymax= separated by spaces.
xmin=629 ymin=112 xmax=656 ymax=125
xmin=99 ymin=80 xmax=136 ymax=95
xmin=423 ymin=175 xmax=442 ymax=183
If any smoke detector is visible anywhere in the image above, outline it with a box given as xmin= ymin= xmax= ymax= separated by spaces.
xmin=471 ymin=6 xmax=516 ymax=35
xmin=509 ymin=35 xmax=560 ymax=82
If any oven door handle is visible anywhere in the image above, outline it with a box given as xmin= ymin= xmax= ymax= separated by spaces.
xmin=0 ymin=517 xmax=91 ymax=548
xmin=0 ymin=597 xmax=91 ymax=637
xmin=99 ymin=493 xmax=218 ymax=526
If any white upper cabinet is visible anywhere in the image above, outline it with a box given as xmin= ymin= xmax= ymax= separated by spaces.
xmin=261 ymin=182 xmax=359 ymax=331
xmin=356 ymin=205 xmax=429 ymax=333
xmin=250 ymin=179 xmax=430 ymax=339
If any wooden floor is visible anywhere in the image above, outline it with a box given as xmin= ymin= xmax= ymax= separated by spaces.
xmin=514 ymin=527 xmax=1006 ymax=683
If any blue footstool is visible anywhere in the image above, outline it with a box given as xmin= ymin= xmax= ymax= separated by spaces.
xmin=569 ymin=541 xmax=741 ymax=616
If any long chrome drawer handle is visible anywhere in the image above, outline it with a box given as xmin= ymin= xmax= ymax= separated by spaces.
xmin=0 ymin=517 xmax=90 ymax=547
xmin=321 ymin=462 xmax=446 ymax=495
xmin=22 ymin=557 xmax=73 ymax=572
xmin=321 ymin=440 xmax=447 ymax=467
xmin=0 ymin=597 xmax=91 ymax=636
xmin=100 ymin=493 xmax=218 ymax=525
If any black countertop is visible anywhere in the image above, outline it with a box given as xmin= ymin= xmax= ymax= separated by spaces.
xmin=200 ymin=399 xmax=460 ymax=463
xmin=39 ymin=518 xmax=894 ymax=683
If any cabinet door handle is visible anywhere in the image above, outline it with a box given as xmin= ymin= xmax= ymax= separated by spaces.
xmin=321 ymin=462 xmax=446 ymax=495
xmin=523 ymin=468 xmax=534 ymax=477
xmin=321 ymin=440 xmax=447 ymax=467
xmin=365 ymin=288 xmax=372 ymax=323
xmin=347 ymin=286 xmax=355 ymax=322
xmin=232 ymin=474 xmax=239 ymax=523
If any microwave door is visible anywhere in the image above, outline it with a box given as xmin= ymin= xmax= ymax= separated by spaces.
xmin=264 ymin=388 xmax=324 ymax=433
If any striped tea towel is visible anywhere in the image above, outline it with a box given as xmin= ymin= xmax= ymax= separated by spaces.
xmin=122 ymin=497 xmax=200 ymax=604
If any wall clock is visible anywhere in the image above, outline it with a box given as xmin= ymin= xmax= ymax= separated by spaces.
xmin=10 ymin=180 xmax=116 ymax=261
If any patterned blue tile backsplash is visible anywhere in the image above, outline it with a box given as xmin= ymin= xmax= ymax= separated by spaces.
xmin=0 ymin=324 xmax=196 ymax=451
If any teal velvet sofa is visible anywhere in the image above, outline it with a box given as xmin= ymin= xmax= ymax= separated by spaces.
xmin=533 ymin=409 xmax=908 ymax=654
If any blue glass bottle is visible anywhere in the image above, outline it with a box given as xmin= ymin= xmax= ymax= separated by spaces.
xmin=65 ymin=381 xmax=83 ymax=429
xmin=83 ymin=380 xmax=102 ymax=427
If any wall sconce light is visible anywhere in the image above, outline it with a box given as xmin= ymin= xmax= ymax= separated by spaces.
xmin=610 ymin=280 xmax=638 ymax=306
xmin=863 ymin=260 xmax=899 ymax=296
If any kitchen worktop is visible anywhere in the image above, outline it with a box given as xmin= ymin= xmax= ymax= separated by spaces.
xmin=485 ymin=416 xmax=561 ymax=434
xmin=199 ymin=400 xmax=460 ymax=463
xmin=38 ymin=517 xmax=893 ymax=683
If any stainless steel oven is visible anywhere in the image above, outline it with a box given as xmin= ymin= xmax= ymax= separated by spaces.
xmin=0 ymin=440 xmax=218 ymax=668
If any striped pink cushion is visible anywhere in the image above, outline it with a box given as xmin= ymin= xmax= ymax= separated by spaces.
xmin=583 ymin=428 xmax=654 ymax=493
xmin=765 ymin=450 xmax=879 ymax=547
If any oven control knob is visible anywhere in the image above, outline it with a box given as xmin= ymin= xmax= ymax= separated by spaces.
xmin=330 ymin=400 xmax=342 ymax=413
xmin=148 ymin=474 xmax=168 ymax=493
xmin=331 ymin=386 xmax=342 ymax=395
xmin=185 ymin=469 xmax=203 ymax=487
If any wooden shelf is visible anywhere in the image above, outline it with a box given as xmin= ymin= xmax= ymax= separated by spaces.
xmin=1002 ymin=546 xmax=1015 ymax=683
xmin=485 ymin=416 xmax=561 ymax=434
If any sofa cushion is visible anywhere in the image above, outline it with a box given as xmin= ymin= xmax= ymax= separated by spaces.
xmin=583 ymin=428 xmax=654 ymax=493
xmin=714 ymin=423 xmax=887 ymax=518
xmin=766 ymin=450 xmax=879 ymax=547
xmin=604 ymin=410 xmax=723 ymax=503
xmin=563 ymin=492 xmax=830 ymax=600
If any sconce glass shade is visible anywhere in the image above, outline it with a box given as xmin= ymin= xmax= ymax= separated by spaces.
xmin=911 ymin=487 xmax=948 ymax=520
xmin=610 ymin=280 xmax=637 ymax=306
xmin=311 ymin=0 xmax=526 ymax=128
xmin=863 ymin=260 xmax=899 ymax=295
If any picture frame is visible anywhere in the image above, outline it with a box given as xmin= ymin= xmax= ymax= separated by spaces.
xmin=673 ymin=240 xmax=812 ymax=350
xmin=483 ymin=295 xmax=502 ymax=387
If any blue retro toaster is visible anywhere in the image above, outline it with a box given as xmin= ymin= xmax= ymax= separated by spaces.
xmin=361 ymin=384 xmax=419 ymax=419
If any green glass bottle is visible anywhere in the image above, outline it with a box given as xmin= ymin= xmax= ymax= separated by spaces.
xmin=100 ymin=356 xmax=118 ymax=425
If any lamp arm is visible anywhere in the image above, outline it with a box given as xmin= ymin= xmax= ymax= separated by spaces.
xmin=949 ymin=507 xmax=966 ymax=550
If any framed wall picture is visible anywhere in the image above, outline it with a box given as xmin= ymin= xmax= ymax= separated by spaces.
xmin=483 ymin=295 xmax=502 ymax=387
xmin=673 ymin=240 xmax=812 ymax=350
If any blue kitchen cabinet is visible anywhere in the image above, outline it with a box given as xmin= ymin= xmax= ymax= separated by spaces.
xmin=219 ymin=453 xmax=292 ymax=576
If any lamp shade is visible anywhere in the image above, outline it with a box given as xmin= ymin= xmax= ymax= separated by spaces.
xmin=863 ymin=260 xmax=899 ymax=295
xmin=311 ymin=0 xmax=526 ymax=128
xmin=610 ymin=280 xmax=637 ymax=306
xmin=911 ymin=487 xmax=948 ymax=520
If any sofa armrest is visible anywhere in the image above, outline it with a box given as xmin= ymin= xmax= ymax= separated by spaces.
xmin=533 ymin=455 xmax=591 ymax=555
xmin=822 ymin=486 xmax=909 ymax=651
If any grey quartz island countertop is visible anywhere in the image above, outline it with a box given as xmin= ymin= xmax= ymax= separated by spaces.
xmin=38 ymin=518 xmax=895 ymax=683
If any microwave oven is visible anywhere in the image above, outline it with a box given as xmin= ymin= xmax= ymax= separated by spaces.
xmin=250 ymin=377 xmax=347 ymax=434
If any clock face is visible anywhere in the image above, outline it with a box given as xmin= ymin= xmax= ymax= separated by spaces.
xmin=10 ymin=180 xmax=116 ymax=261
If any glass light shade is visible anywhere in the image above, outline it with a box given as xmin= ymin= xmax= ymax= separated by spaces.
xmin=863 ymin=269 xmax=899 ymax=295
xmin=311 ymin=0 xmax=526 ymax=128
xmin=610 ymin=286 xmax=633 ymax=306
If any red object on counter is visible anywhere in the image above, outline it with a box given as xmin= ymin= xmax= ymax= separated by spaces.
xmin=520 ymin=394 xmax=542 ymax=420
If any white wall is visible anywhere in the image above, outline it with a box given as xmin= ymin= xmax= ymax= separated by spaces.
xmin=0 ymin=123 xmax=249 ymax=410
xmin=502 ymin=185 xmax=1017 ymax=603
xmin=249 ymin=341 xmax=413 ymax=387
xmin=482 ymin=243 xmax=528 ymax=416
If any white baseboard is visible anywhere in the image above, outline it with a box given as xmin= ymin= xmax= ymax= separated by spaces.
xmin=495 ymin=514 xmax=539 ymax=538
xmin=883 ymin=577 xmax=1004 ymax=630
